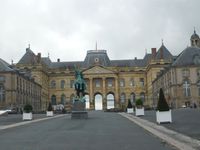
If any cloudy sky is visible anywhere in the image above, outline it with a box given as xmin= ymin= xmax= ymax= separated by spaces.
xmin=0 ymin=0 xmax=200 ymax=64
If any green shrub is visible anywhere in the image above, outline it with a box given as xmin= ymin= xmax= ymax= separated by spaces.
xmin=157 ymin=88 xmax=169 ymax=111
xmin=127 ymin=99 xmax=133 ymax=108
xmin=23 ymin=104 xmax=33 ymax=113
xmin=47 ymin=103 xmax=53 ymax=111
xmin=136 ymin=98 xmax=143 ymax=107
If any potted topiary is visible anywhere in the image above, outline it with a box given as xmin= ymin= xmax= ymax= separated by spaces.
xmin=127 ymin=99 xmax=133 ymax=113
xmin=23 ymin=104 xmax=33 ymax=120
xmin=135 ymin=98 xmax=144 ymax=116
xmin=46 ymin=102 xmax=54 ymax=117
xmin=156 ymin=88 xmax=172 ymax=124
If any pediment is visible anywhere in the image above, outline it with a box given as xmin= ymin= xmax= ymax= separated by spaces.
xmin=83 ymin=66 xmax=115 ymax=75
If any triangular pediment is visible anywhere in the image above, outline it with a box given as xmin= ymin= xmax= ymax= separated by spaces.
xmin=83 ymin=66 xmax=115 ymax=75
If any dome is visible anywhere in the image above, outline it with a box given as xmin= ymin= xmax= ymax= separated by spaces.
xmin=83 ymin=50 xmax=111 ymax=67
xmin=191 ymin=30 xmax=199 ymax=39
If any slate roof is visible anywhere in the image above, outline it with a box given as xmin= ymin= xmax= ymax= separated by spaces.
xmin=172 ymin=46 xmax=200 ymax=67
xmin=0 ymin=58 xmax=14 ymax=72
xmin=18 ymin=48 xmax=38 ymax=64
xmin=191 ymin=30 xmax=199 ymax=39
xmin=155 ymin=44 xmax=173 ymax=60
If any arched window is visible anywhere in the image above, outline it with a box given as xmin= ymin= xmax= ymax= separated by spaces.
xmin=0 ymin=84 xmax=5 ymax=101
xmin=51 ymin=95 xmax=57 ymax=105
xmin=61 ymin=80 xmax=65 ymax=89
xmin=183 ymin=80 xmax=191 ymax=97
xmin=140 ymin=92 xmax=145 ymax=102
xmin=120 ymin=78 xmax=125 ymax=87
xmin=107 ymin=93 xmax=115 ymax=109
xmin=61 ymin=94 xmax=66 ymax=105
xmin=120 ymin=93 xmax=126 ymax=104
xmin=51 ymin=80 xmax=56 ymax=88
xmin=130 ymin=93 xmax=135 ymax=104
xmin=130 ymin=78 xmax=134 ymax=87
xmin=197 ymin=80 xmax=200 ymax=96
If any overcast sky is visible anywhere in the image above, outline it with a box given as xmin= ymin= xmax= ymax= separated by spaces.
xmin=0 ymin=0 xmax=200 ymax=64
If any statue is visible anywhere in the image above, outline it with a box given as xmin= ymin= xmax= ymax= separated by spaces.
xmin=71 ymin=66 xmax=88 ymax=119
xmin=74 ymin=68 xmax=86 ymax=100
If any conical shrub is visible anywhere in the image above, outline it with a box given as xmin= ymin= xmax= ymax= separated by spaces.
xmin=127 ymin=99 xmax=133 ymax=108
xmin=157 ymin=88 xmax=169 ymax=111
xmin=47 ymin=102 xmax=53 ymax=111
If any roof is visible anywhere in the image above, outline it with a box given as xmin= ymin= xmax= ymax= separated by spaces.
xmin=155 ymin=44 xmax=173 ymax=60
xmin=18 ymin=48 xmax=38 ymax=64
xmin=191 ymin=30 xmax=199 ymax=39
xmin=0 ymin=58 xmax=14 ymax=72
xmin=172 ymin=46 xmax=200 ymax=67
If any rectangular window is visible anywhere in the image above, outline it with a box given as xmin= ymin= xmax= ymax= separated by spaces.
xmin=140 ymin=78 xmax=144 ymax=87
xmin=70 ymin=80 xmax=74 ymax=88
xmin=107 ymin=79 xmax=113 ymax=87
xmin=95 ymin=79 xmax=101 ymax=87
xmin=0 ymin=76 xmax=5 ymax=82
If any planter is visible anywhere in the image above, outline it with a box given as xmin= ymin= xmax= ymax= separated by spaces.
xmin=46 ymin=111 xmax=53 ymax=117
xmin=156 ymin=110 xmax=172 ymax=124
xmin=127 ymin=108 xmax=134 ymax=113
xmin=135 ymin=107 xmax=144 ymax=116
xmin=23 ymin=112 xmax=33 ymax=120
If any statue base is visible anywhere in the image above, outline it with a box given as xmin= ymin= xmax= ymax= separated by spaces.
xmin=71 ymin=100 xmax=88 ymax=119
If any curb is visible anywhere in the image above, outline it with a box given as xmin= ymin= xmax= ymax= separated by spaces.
xmin=0 ymin=114 xmax=67 ymax=130
xmin=119 ymin=113 xmax=200 ymax=150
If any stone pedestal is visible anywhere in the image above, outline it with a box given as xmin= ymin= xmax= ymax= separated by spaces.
xmin=71 ymin=100 xmax=88 ymax=119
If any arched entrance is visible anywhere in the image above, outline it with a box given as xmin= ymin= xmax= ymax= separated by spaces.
xmin=107 ymin=93 xmax=115 ymax=109
xmin=85 ymin=94 xmax=90 ymax=109
xmin=95 ymin=94 xmax=103 ymax=110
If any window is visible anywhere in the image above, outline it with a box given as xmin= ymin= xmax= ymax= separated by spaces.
xmin=0 ymin=76 xmax=5 ymax=82
xmin=120 ymin=79 xmax=125 ymax=87
xmin=120 ymin=93 xmax=126 ymax=104
xmin=61 ymin=94 xmax=66 ymax=105
xmin=140 ymin=78 xmax=144 ymax=87
xmin=130 ymin=93 xmax=135 ymax=104
xmin=197 ymin=69 xmax=200 ymax=77
xmin=130 ymin=78 xmax=134 ymax=87
xmin=51 ymin=95 xmax=57 ymax=105
xmin=183 ymin=80 xmax=191 ymax=97
xmin=70 ymin=80 xmax=74 ymax=88
xmin=51 ymin=80 xmax=56 ymax=88
xmin=61 ymin=80 xmax=65 ymax=89
xmin=0 ymin=84 xmax=5 ymax=101
xmin=197 ymin=80 xmax=200 ymax=96
xmin=140 ymin=92 xmax=145 ymax=102
xmin=182 ymin=69 xmax=190 ymax=77
xmin=107 ymin=78 xmax=113 ymax=87
xmin=95 ymin=79 xmax=101 ymax=87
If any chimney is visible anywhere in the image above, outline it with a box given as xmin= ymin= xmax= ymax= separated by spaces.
xmin=37 ymin=53 xmax=41 ymax=63
xmin=151 ymin=48 xmax=157 ymax=58
xmin=57 ymin=58 xmax=60 ymax=62
xmin=134 ymin=57 xmax=137 ymax=60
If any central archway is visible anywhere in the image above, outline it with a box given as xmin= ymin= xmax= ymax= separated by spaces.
xmin=95 ymin=94 xmax=103 ymax=110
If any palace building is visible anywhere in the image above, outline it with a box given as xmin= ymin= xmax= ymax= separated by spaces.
xmin=0 ymin=30 xmax=200 ymax=111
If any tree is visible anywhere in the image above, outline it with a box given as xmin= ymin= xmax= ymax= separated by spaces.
xmin=157 ymin=88 xmax=169 ymax=111
xmin=23 ymin=104 xmax=33 ymax=113
xmin=47 ymin=102 xmax=53 ymax=111
xmin=127 ymin=99 xmax=133 ymax=108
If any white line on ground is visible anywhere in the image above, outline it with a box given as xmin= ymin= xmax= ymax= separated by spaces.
xmin=0 ymin=114 xmax=67 ymax=130
xmin=119 ymin=113 xmax=200 ymax=150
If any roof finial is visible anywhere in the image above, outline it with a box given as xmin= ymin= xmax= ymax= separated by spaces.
xmin=28 ymin=43 xmax=30 ymax=49
xmin=95 ymin=41 xmax=97 ymax=51
xmin=48 ymin=52 xmax=50 ymax=58
xmin=145 ymin=48 xmax=147 ymax=55
xmin=194 ymin=27 xmax=196 ymax=34
xmin=161 ymin=38 xmax=164 ymax=45
xmin=11 ymin=59 xmax=13 ymax=65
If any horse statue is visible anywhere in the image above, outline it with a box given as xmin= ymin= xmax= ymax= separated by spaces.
xmin=74 ymin=67 xmax=86 ymax=101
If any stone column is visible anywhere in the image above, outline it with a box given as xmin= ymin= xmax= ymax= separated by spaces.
xmin=89 ymin=77 xmax=94 ymax=110
xmin=115 ymin=76 xmax=120 ymax=108
xmin=102 ymin=77 xmax=107 ymax=110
